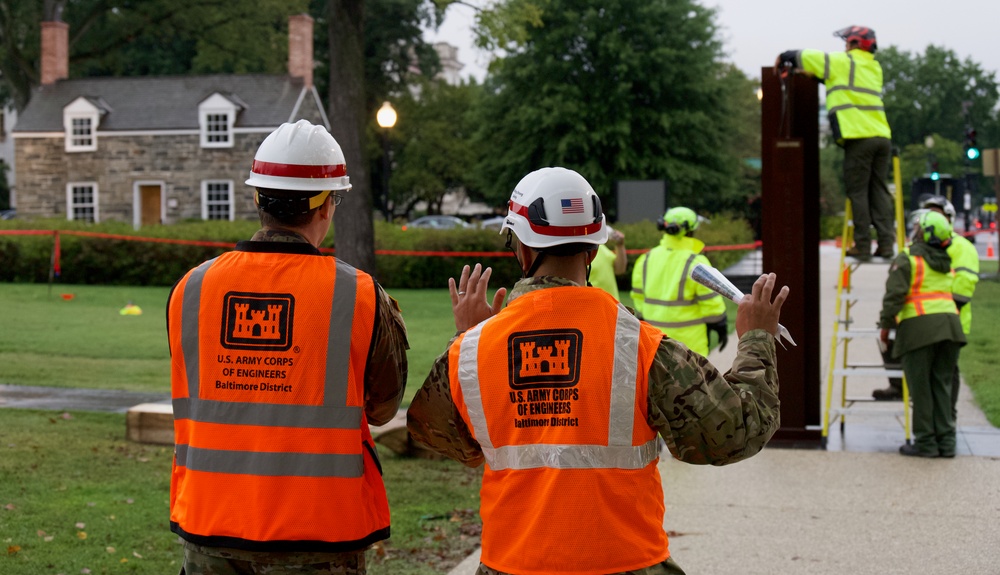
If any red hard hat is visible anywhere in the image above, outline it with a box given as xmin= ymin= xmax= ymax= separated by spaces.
xmin=834 ymin=26 xmax=877 ymax=53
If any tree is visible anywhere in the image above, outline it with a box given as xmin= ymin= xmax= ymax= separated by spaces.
xmin=377 ymin=79 xmax=482 ymax=220
xmin=881 ymin=45 xmax=1000 ymax=150
xmin=0 ymin=0 xmax=308 ymax=111
xmin=311 ymin=0 xmax=445 ymax=272
xmin=467 ymin=0 xmax=741 ymax=215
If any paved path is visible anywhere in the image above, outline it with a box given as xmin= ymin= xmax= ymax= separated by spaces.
xmin=0 ymin=384 xmax=169 ymax=413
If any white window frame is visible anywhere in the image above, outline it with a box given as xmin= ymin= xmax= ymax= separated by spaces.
xmin=201 ymin=179 xmax=234 ymax=221
xmin=66 ymin=182 xmax=99 ymax=223
xmin=198 ymin=93 xmax=237 ymax=148
xmin=63 ymin=97 xmax=100 ymax=152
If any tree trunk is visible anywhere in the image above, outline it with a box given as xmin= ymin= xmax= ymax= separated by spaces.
xmin=326 ymin=0 xmax=376 ymax=274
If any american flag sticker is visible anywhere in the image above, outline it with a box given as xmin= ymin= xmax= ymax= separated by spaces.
xmin=561 ymin=198 xmax=584 ymax=214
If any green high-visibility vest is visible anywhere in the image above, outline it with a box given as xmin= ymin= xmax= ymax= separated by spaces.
xmin=799 ymin=48 xmax=891 ymax=142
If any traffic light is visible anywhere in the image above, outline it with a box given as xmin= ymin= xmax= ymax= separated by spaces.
xmin=931 ymin=161 xmax=940 ymax=180
xmin=964 ymin=127 xmax=980 ymax=160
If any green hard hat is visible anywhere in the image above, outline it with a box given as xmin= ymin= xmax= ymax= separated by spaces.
xmin=660 ymin=207 xmax=699 ymax=235
xmin=919 ymin=210 xmax=953 ymax=247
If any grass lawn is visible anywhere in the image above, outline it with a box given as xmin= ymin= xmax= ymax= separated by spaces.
xmin=960 ymin=260 xmax=1000 ymax=427
xmin=0 ymin=409 xmax=481 ymax=575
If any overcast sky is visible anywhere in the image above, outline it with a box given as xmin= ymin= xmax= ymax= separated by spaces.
xmin=424 ymin=0 xmax=1000 ymax=83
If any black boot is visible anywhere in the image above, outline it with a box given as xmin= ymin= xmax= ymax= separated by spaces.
xmin=872 ymin=386 xmax=903 ymax=401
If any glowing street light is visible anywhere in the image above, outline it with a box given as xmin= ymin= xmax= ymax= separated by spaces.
xmin=376 ymin=101 xmax=397 ymax=222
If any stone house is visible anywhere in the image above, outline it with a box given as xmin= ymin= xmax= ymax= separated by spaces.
xmin=12 ymin=15 xmax=327 ymax=228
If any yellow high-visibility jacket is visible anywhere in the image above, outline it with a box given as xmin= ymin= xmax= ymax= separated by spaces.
xmin=798 ymin=48 xmax=891 ymax=143
xmin=630 ymin=234 xmax=725 ymax=356
xmin=948 ymin=234 xmax=979 ymax=334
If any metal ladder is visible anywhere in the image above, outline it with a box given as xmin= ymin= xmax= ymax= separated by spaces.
xmin=821 ymin=150 xmax=911 ymax=447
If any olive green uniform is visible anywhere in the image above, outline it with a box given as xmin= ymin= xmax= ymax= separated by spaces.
xmin=407 ymin=276 xmax=783 ymax=574
xmin=879 ymin=243 xmax=965 ymax=456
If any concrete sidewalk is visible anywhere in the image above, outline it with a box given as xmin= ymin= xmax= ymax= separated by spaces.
xmin=447 ymin=244 xmax=1000 ymax=575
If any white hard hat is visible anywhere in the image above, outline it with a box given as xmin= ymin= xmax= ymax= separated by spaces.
xmin=245 ymin=120 xmax=351 ymax=192
xmin=500 ymin=167 xmax=607 ymax=249
xmin=920 ymin=195 xmax=956 ymax=222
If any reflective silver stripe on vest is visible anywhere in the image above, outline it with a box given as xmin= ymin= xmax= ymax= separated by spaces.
xmin=823 ymin=53 xmax=829 ymax=81
xmin=175 ymin=444 xmax=362 ymax=478
xmin=641 ymin=250 xmax=699 ymax=307
xmin=172 ymin=398 xmax=361 ymax=429
xmin=175 ymin=254 xmax=365 ymax=477
xmin=457 ymin=321 xmax=493 ymax=450
xmin=324 ymin=260 xmax=357 ymax=407
xmin=182 ymin=258 xmax=217 ymax=400
xmin=457 ymin=306 xmax=657 ymax=471
xmin=827 ymin=103 xmax=885 ymax=114
xmin=608 ymin=305 xmax=639 ymax=446
xmin=644 ymin=316 xmax=711 ymax=329
xmin=827 ymin=85 xmax=882 ymax=97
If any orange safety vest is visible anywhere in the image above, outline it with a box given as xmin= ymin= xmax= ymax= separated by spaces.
xmin=167 ymin=246 xmax=389 ymax=552
xmin=450 ymin=287 xmax=668 ymax=575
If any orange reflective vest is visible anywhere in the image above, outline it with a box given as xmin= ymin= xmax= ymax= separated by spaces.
xmin=450 ymin=287 xmax=668 ymax=574
xmin=167 ymin=245 xmax=389 ymax=552
xmin=899 ymin=254 xmax=957 ymax=321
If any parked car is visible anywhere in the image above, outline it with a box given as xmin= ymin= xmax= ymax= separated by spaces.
xmin=478 ymin=216 xmax=507 ymax=231
xmin=402 ymin=215 xmax=471 ymax=230
xmin=0 ymin=209 xmax=16 ymax=220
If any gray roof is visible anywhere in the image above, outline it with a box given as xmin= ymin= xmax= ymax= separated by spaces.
xmin=14 ymin=74 xmax=308 ymax=132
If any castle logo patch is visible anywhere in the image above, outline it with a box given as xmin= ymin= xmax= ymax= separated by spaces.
xmin=221 ymin=292 xmax=294 ymax=351
xmin=507 ymin=329 xmax=582 ymax=389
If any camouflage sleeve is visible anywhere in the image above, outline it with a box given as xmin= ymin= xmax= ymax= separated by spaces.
xmin=364 ymin=284 xmax=409 ymax=426
xmin=647 ymin=330 xmax=780 ymax=466
xmin=406 ymin=337 xmax=485 ymax=468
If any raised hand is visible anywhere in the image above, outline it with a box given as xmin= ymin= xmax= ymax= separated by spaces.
xmin=448 ymin=263 xmax=508 ymax=332
xmin=735 ymin=273 xmax=790 ymax=338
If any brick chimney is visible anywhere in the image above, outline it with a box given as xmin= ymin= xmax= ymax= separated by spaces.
xmin=40 ymin=21 xmax=69 ymax=85
xmin=288 ymin=14 xmax=314 ymax=88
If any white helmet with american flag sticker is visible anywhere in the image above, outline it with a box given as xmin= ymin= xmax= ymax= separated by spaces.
xmin=500 ymin=167 xmax=608 ymax=249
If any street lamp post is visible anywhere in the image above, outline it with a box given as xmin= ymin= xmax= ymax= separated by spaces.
xmin=376 ymin=101 xmax=397 ymax=222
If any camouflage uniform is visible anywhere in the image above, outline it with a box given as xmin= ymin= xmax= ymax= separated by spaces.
xmin=407 ymin=276 xmax=781 ymax=573
xmin=175 ymin=228 xmax=408 ymax=575
xmin=182 ymin=543 xmax=366 ymax=575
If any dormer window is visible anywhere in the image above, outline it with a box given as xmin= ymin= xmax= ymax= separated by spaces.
xmin=63 ymin=97 xmax=102 ymax=152
xmin=199 ymin=93 xmax=241 ymax=148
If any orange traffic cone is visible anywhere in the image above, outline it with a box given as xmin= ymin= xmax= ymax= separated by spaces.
xmin=841 ymin=265 xmax=851 ymax=290
xmin=988 ymin=238 xmax=996 ymax=259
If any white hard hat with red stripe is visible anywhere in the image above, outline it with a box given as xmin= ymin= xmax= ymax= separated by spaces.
xmin=500 ymin=167 xmax=607 ymax=249
xmin=245 ymin=120 xmax=351 ymax=192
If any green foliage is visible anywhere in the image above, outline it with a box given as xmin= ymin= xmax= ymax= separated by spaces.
xmin=881 ymin=45 xmax=999 ymax=150
xmin=468 ymin=0 xmax=742 ymax=213
xmin=0 ymin=219 xmax=250 ymax=285
xmin=373 ymin=221 xmax=522 ymax=289
xmin=819 ymin=145 xmax=845 ymax=216
xmin=377 ymin=80 xmax=484 ymax=220
xmin=0 ymin=215 xmax=760 ymax=289
xmin=615 ymin=211 xmax=756 ymax=284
